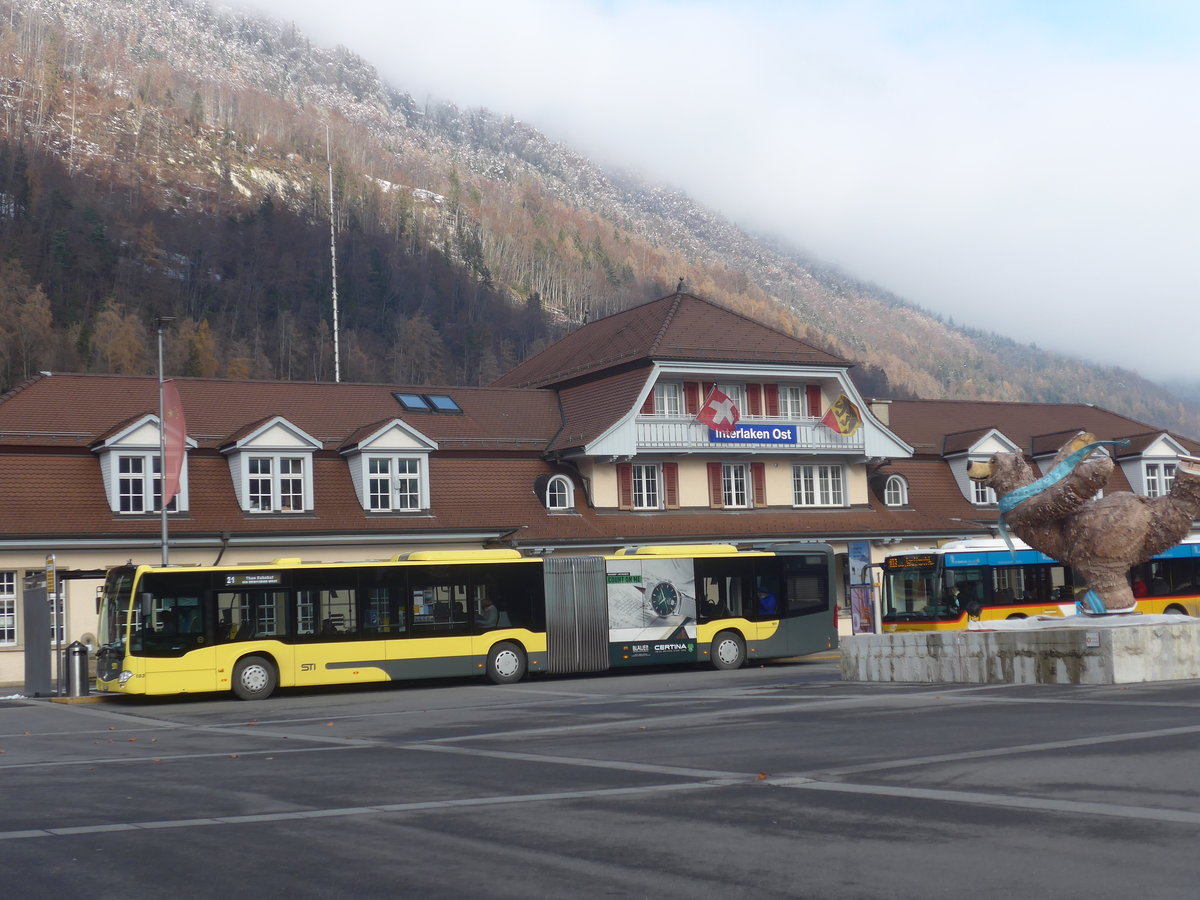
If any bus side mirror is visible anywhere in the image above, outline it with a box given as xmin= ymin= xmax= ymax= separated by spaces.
xmin=139 ymin=593 xmax=154 ymax=619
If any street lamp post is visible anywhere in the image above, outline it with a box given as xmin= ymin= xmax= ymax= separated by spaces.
xmin=155 ymin=315 xmax=176 ymax=565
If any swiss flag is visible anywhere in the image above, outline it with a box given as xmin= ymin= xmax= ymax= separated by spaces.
xmin=696 ymin=386 xmax=740 ymax=433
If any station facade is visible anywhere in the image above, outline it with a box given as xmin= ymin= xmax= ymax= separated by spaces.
xmin=1 ymin=292 xmax=1196 ymax=683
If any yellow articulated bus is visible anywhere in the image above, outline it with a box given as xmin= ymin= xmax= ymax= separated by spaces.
xmin=881 ymin=537 xmax=1200 ymax=632
xmin=95 ymin=543 xmax=838 ymax=700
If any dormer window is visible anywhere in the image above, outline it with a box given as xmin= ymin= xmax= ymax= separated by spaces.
xmin=340 ymin=419 xmax=437 ymax=514
xmin=92 ymin=414 xmax=194 ymax=514
xmin=883 ymin=474 xmax=908 ymax=507
xmin=364 ymin=455 xmax=425 ymax=511
xmin=545 ymin=475 xmax=573 ymax=510
xmin=221 ymin=417 xmax=320 ymax=514
xmin=248 ymin=456 xmax=306 ymax=512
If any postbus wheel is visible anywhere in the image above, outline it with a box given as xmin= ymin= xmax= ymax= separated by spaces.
xmin=1006 ymin=613 xmax=1027 ymax=620
xmin=232 ymin=655 xmax=277 ymax=700
xmin=711 ymin=630 xmax=745 ymax=671
xmin=486 ymin=641 xmax=527 ymax=685
xmin=1165 ymin=605 xmax=1188 ymax=616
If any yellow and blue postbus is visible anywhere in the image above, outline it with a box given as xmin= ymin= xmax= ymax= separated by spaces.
xmin=880 ymin=537 xmax=1200 ymax=632
xmin=95 ymin=543 xmax=838 ymax=699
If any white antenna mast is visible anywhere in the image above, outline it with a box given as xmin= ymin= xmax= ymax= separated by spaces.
xmin=326 ymin=125 xmax=342 ymax=383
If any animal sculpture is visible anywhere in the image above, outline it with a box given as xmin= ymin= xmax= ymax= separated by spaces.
xmin=967 ymin=432 xmax=1200 ymax=612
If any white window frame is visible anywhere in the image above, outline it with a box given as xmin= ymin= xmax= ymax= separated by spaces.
xmin=793 ymin=463 xmax=845 ymax=508
xmin=114 ymin=452 xmax=179 ymax=514
xmin=246 ymin=454 xmax=307 ymax=513
xmin=393 ymin=457 xmax=422 ymax=510
xmin=653 ymin=383 xmax=682 ymax=417
xmin=780 ymin=386 xmax=805 ymax=419
xmin=884 ymin=474 xmax=908 ymax=508
xmin=545 ymin=475 xmax=573 ymax=511
xmin=973 ymin=479 xmax=997 ymax=505
xmin=0 ymin=571 xmax=15 ymax=646
xmin=1145 ymin=462 xmax=1176 ymax=499
xmin=716 ymin=383 xmax=746 ymax=414
xmin=723 ymin=463 xmax=750 ymax=509
xmin=358 ymin=453 xmax=428 ymax=513
xmin=632 ymin=463 xmax=662 ymax=510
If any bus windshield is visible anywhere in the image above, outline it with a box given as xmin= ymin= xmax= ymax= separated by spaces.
xmin=98 ymin=565 xmax=136 ymax=650
xmin=883 ymin=557 xmax=984 ymax=621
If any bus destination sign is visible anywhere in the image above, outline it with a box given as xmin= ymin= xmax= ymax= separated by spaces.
xmin=886 ymin=555 xmax=936 ymax=569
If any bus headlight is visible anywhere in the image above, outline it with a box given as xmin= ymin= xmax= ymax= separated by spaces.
xmin=118 ymin=670 xmax=134 ymax=685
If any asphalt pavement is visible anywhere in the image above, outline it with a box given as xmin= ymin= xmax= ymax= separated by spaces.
xmin=3 ymin=658 xmax=1199 ymax=899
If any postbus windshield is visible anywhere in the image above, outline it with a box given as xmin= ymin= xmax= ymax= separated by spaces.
xmin=882 ymin=554 xmax=984 ymax=621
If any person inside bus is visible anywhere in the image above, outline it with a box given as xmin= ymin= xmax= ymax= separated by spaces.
xmin=478 ymin=599 xmax=499 ymax=628
xmin=756 ymin=584 xmax=778 ymax=616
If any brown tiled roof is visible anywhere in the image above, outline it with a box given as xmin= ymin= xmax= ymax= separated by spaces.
xmin=0 ymin=375 xmax=563 ymax=451
xmin=885 ymin=399 xmax=1200 ymax=456
xmin=548 ymin=366 xmax=653 ymax=453
xmin=493 ymin=292 xmax=849 ymax=389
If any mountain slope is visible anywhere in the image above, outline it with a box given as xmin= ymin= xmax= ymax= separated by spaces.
xmin=2 ymin=0 xmax=1197 ymax=438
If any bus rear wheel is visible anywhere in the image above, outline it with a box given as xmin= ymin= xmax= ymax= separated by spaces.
xmin=711 ymin=631 xmax=745 ymax=670
xmin=232 ymin=655 xmax=277 ymax=700
xmin=1165 ymin=605 xmax=1188 ymax=616
xmin=486 ymin=642 xmax=527 ymax=685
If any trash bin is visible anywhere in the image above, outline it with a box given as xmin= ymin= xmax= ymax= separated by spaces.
xmin=65 ymin=641 xmax=90 ymax=698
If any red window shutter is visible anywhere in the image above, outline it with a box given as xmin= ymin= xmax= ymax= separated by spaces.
xmin=746 ymin=384 xmax=763 ymax=417
xmin=707 ymin=462 xmax=724 ymax=509
xmin=663 ymin=463 xmax=679 ymax=509
xmin=684 ymin=382 xmax=701 ymax=415
xmin=806 ymin=385 xmax=822 ymax=417
xmin=640 ymin=392 xmax=655 ymax=415
xmin=763 ymin=384 xmax=780 ymax=417
xmin=617 ymin=463 xmax=633 ymax=510
xmin=751 ymin=462 xmax=766 ymax=508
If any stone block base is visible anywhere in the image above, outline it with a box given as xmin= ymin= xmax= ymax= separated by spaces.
xmin=841 ymin=618 xmax=1200 ymax=684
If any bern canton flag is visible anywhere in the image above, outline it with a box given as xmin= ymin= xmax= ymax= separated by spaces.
xmin=696 ymin=386 xmax=740 ymax=434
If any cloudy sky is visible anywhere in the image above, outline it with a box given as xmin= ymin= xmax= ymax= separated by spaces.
xmin=240 ymin=0 xmax=1199 ymax=383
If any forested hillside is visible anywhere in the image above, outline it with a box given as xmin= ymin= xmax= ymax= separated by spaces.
xmin=1 ymin=0 xmax=1196 ymax=437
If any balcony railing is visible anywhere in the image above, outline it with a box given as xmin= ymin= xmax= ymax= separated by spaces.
xmin=636 ymin=416 xmax=865 ymax=453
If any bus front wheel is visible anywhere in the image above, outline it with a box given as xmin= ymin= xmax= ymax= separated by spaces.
xmin=232 ymin=655 xmax=277 ymax=700
xmin=1165 ymin=605 xmax=1189 ymax=616
xmin=486 ymin=642 xmax=527 ymax=685
xmin=711 ymin=631 xmax=745 ymax=671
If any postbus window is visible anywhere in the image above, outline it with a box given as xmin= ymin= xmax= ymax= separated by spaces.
xmin=478 ymin=563 xmax=543 ymax=631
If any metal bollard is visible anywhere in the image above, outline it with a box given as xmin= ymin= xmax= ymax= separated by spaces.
xmin=65 ymin=641 xmax=90 ymax=698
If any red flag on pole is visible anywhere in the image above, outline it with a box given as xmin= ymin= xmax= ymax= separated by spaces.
xmin=162 ymin=378 xmax=187 ymax=505
xmin=696 ymin=386 xmax=740 ymax=434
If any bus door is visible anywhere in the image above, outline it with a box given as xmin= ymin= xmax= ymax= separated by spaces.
xmin=403 ymin=567 xmax=475 ymax=678
xmin=779 ymin=552 xmax=835 ymax=656
xmin=290 ymin=575 xmax=381 ymax=687
xmin=133 ymin=571 xmax=218 ymax=694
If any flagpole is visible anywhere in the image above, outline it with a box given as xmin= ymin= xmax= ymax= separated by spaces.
xmin=155 ymin=315 xmax=175 ymax=566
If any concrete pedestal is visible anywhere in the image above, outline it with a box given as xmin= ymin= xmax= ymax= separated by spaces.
xmin=841 ymin=616 xmax=1200 ymax=684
